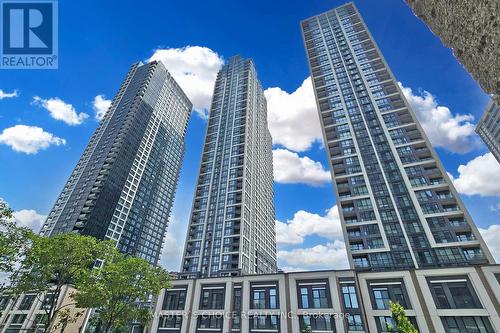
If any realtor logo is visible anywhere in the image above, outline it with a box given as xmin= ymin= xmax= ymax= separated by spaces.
xmin=1 ymin=0 xmax=58 ymax=69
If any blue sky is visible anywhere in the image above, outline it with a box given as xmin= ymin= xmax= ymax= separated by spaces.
xmin=0 ymin=0 xmax=499 ymax=272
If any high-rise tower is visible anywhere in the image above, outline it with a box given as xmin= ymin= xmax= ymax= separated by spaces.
xmin=301 ymin=2 xmax=494 ymax=271
xmin=40 ymin=61 xmax=192 ymax=265
xmin=476 ymin=99 xmax=500 ymax=163
xmin=181 ymin=56 xmax=276 ymax=278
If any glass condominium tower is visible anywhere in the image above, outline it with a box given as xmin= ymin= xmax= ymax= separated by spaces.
xmin=301 ymin=3 xmax=494 ymax=271
xmin=476 ymin=99 xmax=500 ymax=163
xmin=40 ymin=61 xmax=192 ymax=265
xmin=181 ymin=56 xmax=276 ymax=278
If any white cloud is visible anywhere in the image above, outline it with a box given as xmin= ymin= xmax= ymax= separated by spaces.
xmin=0 ymin=89 xmax=18 ymax=99
xmin=13 ymin=209 xmax=46 ymax=232
xmin=0 ymin=125 xmax=66 ymax=154
xmin=148 ymin=46 xmax=224 ymax=118
xmin=93 ymin=95 xmax=112 ymax=120
xmin=278 ymin=240 xmax=349 ymax=270
xmin=450 ymin=153 xmax=500 ymax=196
xmin=273 ymin=149 xmax=331 ymax=186
xmin=276 ymin=205 xmax=342 ymax=245
xmin=265 ymin=77 xmax=322 ymax=152
xmin=160 ymin=232 xmax=182 ymax=271
xmin=479 ymin=224 xmax=500 ymax=263
xmin=399 ymin=83 xmax=479 ymax=153
xmin=32 ymin=96 xmax=88 ymax=125
xmin=159 ymin=216 xmax=184 ymax=272
xmin=276 ymin=205 xmax=348 ymax=271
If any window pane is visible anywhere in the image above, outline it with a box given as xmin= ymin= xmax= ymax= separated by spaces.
xmin=433 ymin=285 xmax=451 ymax=308
xmin=449 ymin=282 xmax=476 ymax=308
xmin=301 ymin=288 xmax=309 ymax=308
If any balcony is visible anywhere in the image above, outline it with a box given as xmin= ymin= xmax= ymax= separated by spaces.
xmin=342 ymin=205 xmax=355 ymax=213
xmin=356 ymin=48 xmax=380 ymax=64
xmin=429 ymin=178 xmax=446 ymax=186
xmin=449 ymin=219 xmax=469 ymax=229
xmin=456 ymin=233 xmax=476 ymax=242
xmin=350 ymin=242 xmax=364 ymax=251
xmin=463 ymin=248 xmax=486 ymax=261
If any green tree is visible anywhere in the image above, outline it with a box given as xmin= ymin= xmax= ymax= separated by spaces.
xmin=388 ymin=301 xmax=419 ymax=333
xmin=73 ymin=251 xmax=171 ymax=333
xmin=11 ymin=232 xmax=114 ymax=333
xmin=0 ymin=200 xmax=35 ymax=277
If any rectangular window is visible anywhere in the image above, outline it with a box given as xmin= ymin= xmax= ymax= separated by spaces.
xmin=158 ymin=315 xmax=182 ymax=331
xmin=376 ymin=316 xmax=418 ymax=333
xmin=300 ymin=287 xmax=309 ymax=309
xmin=299 ymin=315 xmax=334 ymax=331
xmin=162 ymin=287 xmax=187 ymax=310
xmin=33 ymin=313 xmax=48 ymax=327
xmin=372 ymin=287 xmax=390 ymax=309
xmin=7 ymin=313 xmax=27 ymax=331
xmin=199 ymin=285 xmax=225 ymax=310
xmin=341 ymin=284 xmax=359 ymax=309
xmin=368 ymin=280 xmax=410 ymax=309
xmin=441 ymin=316 xmax=494 ymax=333
xmin=18 ymin=294 xmax=36 ymax=310
xmin=233 ymin=287 xmax=242 ymax=311
xmin=297 ymin=281 xmax=331 ymax=309
xmin=250 ymin=315 xmax=279 ymax=332
xmin=250 ymin=283 xmax=279 ymax=309
xmin=0 ymin=295 xmax=10 ymax=310
xmin=197 ymin=315 xmax=223 ymax=331
xmin=346 ymin=314 xmax=364 ymax=331
xmin=231 ymin=285 xmax=241 ymax=332
xmin=376 ymin=316 xmax=394 ymax=333
xmin=427 ymin=277 xmax=481 ymax=309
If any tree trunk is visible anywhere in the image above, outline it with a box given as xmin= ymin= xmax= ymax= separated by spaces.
xmin=45 ymin=286 xmax=62 ymax=333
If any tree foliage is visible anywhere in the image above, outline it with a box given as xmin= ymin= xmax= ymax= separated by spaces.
xmin=11 ymin=232 xmax=115 ymax=333
xmin=73 ymin=251 xmax=171 ymax=333
xmin=0 ymin=200 xmax=35 ymax=276
xmin=1 ymin=200 xmax=170 ymax=333
xmin=388 ymin=301 xmax=419 ymax=333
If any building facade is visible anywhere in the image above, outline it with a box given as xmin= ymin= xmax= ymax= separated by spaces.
xmin=150 ymin=265 xmax=500 ymax=333
xmin=181 ymin=56 xmax=276 ymax=278
xmin=300 ymin=2 xmax=494 ymax=271
xmin=40 ymin=61 xmax=192 ymax=265
xmin=476 ymin=99 xmax=500 ymax=163
xmin=0 ymin=286 xmax=88 ymax=333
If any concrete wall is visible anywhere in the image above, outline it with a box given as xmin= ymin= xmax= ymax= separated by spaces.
xmin=405 ymin=0 xmax=500 ymax=104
